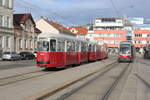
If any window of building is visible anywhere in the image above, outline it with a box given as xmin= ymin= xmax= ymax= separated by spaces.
xmin=6 ymin=0 xmax=9 ymax=8
xmin=25 ymin=39 xmax=28 ymax=49
xmin=1 ymin=0 xmax=10 ymax=8
xmin=19 ymin=39 xmax=21 ymax=49
xmin=2 ymin=0 xmax=5 ymax=6
xmin=147 ymin=34 xmax=150 ymax=37
xmin=3 ymin=0 xmax=8 ymax=7
xmin=134 ymin=41 xmax=136 ymax=44
xmin=117 ymin=34 xmax=122 ymax=38
xmin=114 ymin=41 xmax=120 ymax=44
xmin=0 ymin=15 xmax=2 ymax=26
xmin=135 ymin=34 xmax=142 ymax=37
xmin=0 ymin=15 xmax=4 ymax=27
xmin=101 ymin=18 xmax=116 ymax=22
xmin=0 ymin=0 xmax=2 ymax=6
xmin=6 ymin=16 xmax=10 ymax=28
xmin=30 ymin=40 xmax=32 ymax=49
xmin=0 ymin=36 xmax=3 ymax=48
xmin=6 ymin=36 xmax=10 ymax=48
xmin=138 ymin=41 xmax=141 ymax=44
xmin=95 ymin=20 xmax=100 ymax=23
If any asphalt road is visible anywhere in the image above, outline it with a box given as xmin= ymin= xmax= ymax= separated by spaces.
xmin=44 ymin=57 xmax=150 ymax=100
xmin=0 ymin=60 xmax=36 ymax=70
xmin=58 ymin=63 xmax=130 ymax=100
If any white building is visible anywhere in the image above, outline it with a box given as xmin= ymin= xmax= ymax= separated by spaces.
xmin=36 ymin=18 xmax=75 ymax=36
xmin=93 ymin=18 xmax=124 ymax=30
xmin=86 ymin=18 xmax=127 ymax=47
xmin=0 ymin=0 xmax=14 ymax=58
xmin=129 ymin=18 xmax=144 ymax=25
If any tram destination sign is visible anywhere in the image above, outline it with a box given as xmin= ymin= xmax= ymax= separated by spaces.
xmin=39 ymin=38 xmax=48 ymax=41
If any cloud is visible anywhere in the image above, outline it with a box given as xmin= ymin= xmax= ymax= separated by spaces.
xmin=14 ymin=0 xmax=150 ymax=25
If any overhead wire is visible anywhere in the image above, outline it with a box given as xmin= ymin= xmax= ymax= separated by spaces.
xmin=108 ymin=0 xmax=120 ymax=17
xmin=14 ymin=0 xmax=76 ymax=26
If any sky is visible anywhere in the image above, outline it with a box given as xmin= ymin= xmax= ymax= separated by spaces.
xmin=14 ymin=0 xmax=150 ymax=26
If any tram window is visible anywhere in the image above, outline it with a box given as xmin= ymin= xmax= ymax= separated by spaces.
xmin=81 ymin=43 xmax=84 ymax=52
xmin=43 ymin=41 xmax=49 ymax=51
xmin=57 ymin=41 xmax=65 ymax=52
xmin=131 ymin=46 xmax=133 ymax=55
xmin=120 ymin=44 xmax=130 ymax=54
xmin=50 ymin=39 xmax=56 ymax=52
xmin=72 ymin=42 xmax=75 ymax=52
xmin=37 ymin=42 xmax=42 ymax=51
xmin=81 ymin=43 xmax=87 ymax=52
xmin=37 ymin=41 xmax=49 ymax=51
xmin=61 ymin=41 xmax=65 ymax=52
xmin=76 ymin=42 xmax=80 ymax=52
xmin=67 ymin=41 xmax=72 ymax=52
xmin=94 ymin=45 xmax=96 ymax=52
xmin=57 ymin=41 xmax=62 ymax=52
xmin=92 ymin=45 xmax=95 ymax=52
xmin=88 ymin=44 xmax=92 ymax=52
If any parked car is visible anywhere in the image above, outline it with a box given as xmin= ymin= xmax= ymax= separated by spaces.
xmin=2 ymin=52 xmax=21 ymax=61
xmin=19 ymin=52 xmax=35 ymax=60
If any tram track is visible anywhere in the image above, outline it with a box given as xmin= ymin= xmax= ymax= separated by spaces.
xmin=26 ymin=61 xmax=117 ymax=100
xmin=0 ymin=69 xmax=55 ymax=86
xmin=41 ymin=62 xmax=131 ymax=100
xmin=101 ymin=63 xmax=130 ymax=100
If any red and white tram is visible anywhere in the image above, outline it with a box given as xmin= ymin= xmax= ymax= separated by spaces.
xmin=36 ymin=33 xmax=108 ymax=68
xmin=118 ymin=41 xmax=135 ymax=62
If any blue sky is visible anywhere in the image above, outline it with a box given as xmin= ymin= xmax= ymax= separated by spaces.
xmin=14 ymin=0 xmax=150 ymax=26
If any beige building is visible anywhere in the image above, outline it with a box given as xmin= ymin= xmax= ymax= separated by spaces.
xmin=0 ymin=0 xmax=14 ymax=58
xmin=13 ymin=13 xmax=41 ymax=53
xmin=36 ymin=18 xmax=75 ymax=36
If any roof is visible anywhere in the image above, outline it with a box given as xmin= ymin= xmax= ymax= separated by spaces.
xmin=43 ymin=19 xmax=75 ymax=36
xmin=120 ymin=41 xmax=133 ymax=45
xmin=13 ymin=13 xmax=35 ymax=28
xmin=133 ymin=24 xmax=150 ymax=28
xmin=38 ymin=32 xmax=86 ymax=42
xmin=34 ymin=27 xmax=41 ymax=33
xmin=95 ymin=17 xmax=123 ymax=20
xmin=68 ymin=27 xmax=88 ymax=35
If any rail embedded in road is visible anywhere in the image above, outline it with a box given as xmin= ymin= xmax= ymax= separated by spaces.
xmin=25 ymin=61 xmax=124 ymax=100
xmin=0 ymin=70 xmax=54 ymax=86
xmin=42 ymin=62 xmax=132 ymax=100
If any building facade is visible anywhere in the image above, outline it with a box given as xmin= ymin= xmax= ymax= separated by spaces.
xmin=0 ymin=0 xmax=14 ymax=58
xmin=86 ymin=18 xmax=128 ymax=52
xmin=13 ymin=14 xmax=41 ymax=53
xmin=133 ymin=24 xmax=150 ymax=53
xmin=36 ymin=18 xmax=75 ymax=36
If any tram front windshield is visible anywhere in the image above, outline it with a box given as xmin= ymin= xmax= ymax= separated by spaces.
xmin=38 ymin=41 xmax=49 ymax=52
xmin=120 ymin=44 xmax=130 ymax=54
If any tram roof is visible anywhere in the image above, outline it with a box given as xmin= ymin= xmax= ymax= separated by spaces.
xmin=120 ymin=41 xmax=133 ymax=45
xmin=38 ymin=32 xmax=87 ymax=42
